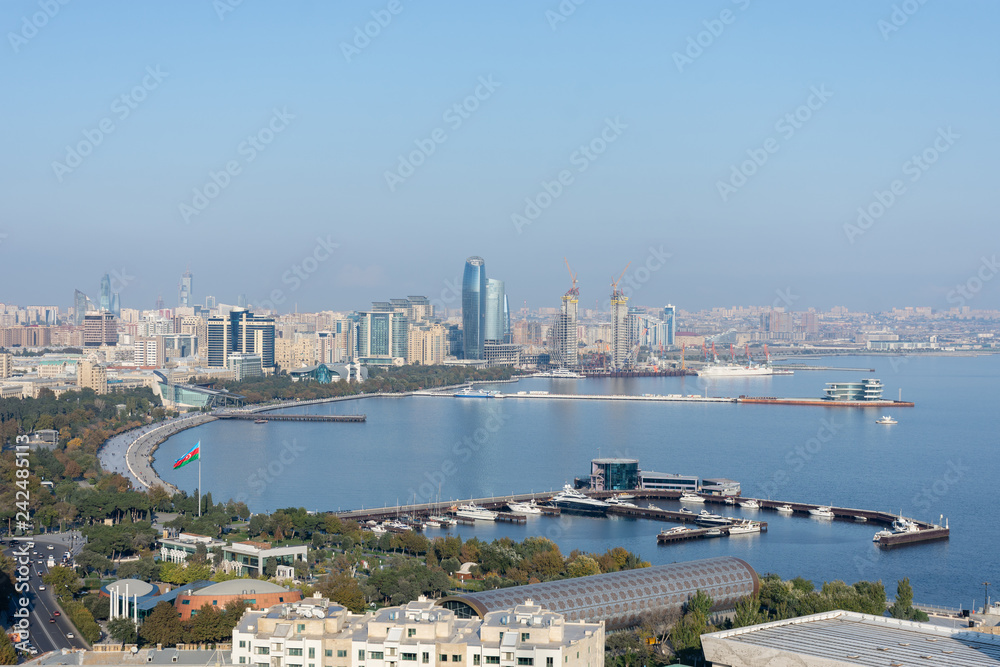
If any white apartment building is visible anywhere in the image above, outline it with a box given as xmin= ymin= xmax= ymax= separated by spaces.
xmin=233 ymin=597 xmax=603 ymax=667
xmin=159 ymin=531 xmax=227 ymax=564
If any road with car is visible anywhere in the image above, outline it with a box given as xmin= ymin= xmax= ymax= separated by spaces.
xmin=3 ymin=532 xmax=89 ymax=656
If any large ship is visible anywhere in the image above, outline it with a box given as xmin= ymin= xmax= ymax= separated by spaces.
xmin=697 ymin=363 xmax=773 ymax=377
xmin=454 ymin=387 xmax=498 ymax=399
xmin=696 ymin=343 xmax=789 ymax=378
xmin=548 ymin=485 xmax=609 ymax=516
xmin=535 ymin=368 xmax=584 ymax=379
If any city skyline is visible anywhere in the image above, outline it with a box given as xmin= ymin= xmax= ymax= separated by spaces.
xmin=1 ymin=3 xmax=998 ymax=312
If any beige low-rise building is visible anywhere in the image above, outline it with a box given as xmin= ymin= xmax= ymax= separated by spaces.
xmin=233 ymin=596 xmax=603 ymax=667
xmin=77 ymin=357 xmax=108 ymax=394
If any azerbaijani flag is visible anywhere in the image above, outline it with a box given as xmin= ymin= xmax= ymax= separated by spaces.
xmin=173 ymin=442 xmax=200 ymax=469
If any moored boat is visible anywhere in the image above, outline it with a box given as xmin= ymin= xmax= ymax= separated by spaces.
xmin=454 ymin=503 xmax=498 ymax=521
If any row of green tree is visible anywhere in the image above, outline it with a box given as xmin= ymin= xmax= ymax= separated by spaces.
xmin=109 ymin=600 xmax=249 ymax=646
xmin=217 ymin=364 xmax=520 ymax=404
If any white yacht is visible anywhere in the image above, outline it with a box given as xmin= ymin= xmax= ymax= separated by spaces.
xmin=660 ymin=526 xmax=693 ymax=536
xmin=678 ymin=507 xmax=693 ymax=515
xmin=454 ymin=504 xmax=498 ymax=521
xmin=507 ymin=500 xmax=542 ymax=515
xmin=428 ymin=515 xmax=457 ymax=527
xmin=423 ymin=520 xmax=441 ymax=529
xmin=728 ymin=519 xmax=762 ymax=534
xmin=739 ymin=499 xmax=760 ymax=509
xmin=679 ymin=492 xmax=705 ymax=503
xmin=369 ymin=524 xmax=387 ymax=535
xmin=873 ymin=529 xmax=894 ymax=543
xmin=549 ymin=485 xmax=609 ymax=516
xmin=605 ymin=496 xmax=638 ymax=508
xmin=892 ymin=516 xmax=919 ymax=533
xmin=775 ymin=504 xmax=794 ymax=514
xmin=809 ymin=506 xmax=835 ymax=518
xmin=876 ymin=415 xmax=898 ymax=425
xmin=615 ymin=493 xmax=636 ymax=501
xmin=383 ymin=520 xmax=412 ymax=532
xmin=695 ymin=510 xmax=730 ymax=527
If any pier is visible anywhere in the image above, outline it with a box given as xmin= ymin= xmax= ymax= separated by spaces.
xmin=737 ymin=397 xmax=915 ymax=408
xmin=215 ymin=412 xmax=366 ymax=422
xmin=414 ymin=390 xmax=915 ymax=408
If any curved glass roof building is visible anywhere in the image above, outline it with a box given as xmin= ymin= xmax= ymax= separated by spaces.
xmin=462 ymin=256 xmax=487 ymax=359
xmin=438 ymin=556 xmax=758 ymax=630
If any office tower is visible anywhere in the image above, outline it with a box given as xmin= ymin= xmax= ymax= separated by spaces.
xmin=355 ymin=311 xmax=407 ymax=360
xmin=133 ymin=337 xmax=164 ymax=367
xmin=484 ymin=279 xmax=506 ymax=343
xmin=503 ymin=293 xmax=511 ymax=343
xmin=663 ymin=304 xmax=676 ymax=347
xmin=110 ymin=292 xmax=120 ymax=317
xmin=83 ymin=312 xmax=117 ymax=347
xmin=462 ymin=256 xmax=487 ymax=359
xmin=179 ymin=268 xmax=193 ymax=307
xmin=556 ymin=285 xmax=579 ymax=368
xmin=73 ymin=289 xmax=90 ymax=325
xmin=407 ymin=295 xmax=433 ymax=322
xmin=610 ymin=286 xmax=629 ymax=370
xmin=99 ymin=274 xmax=112 ymax=312
xmin=206 ymin=309 xmax=275 ymax=369
xmin=237 ymin=294 xmax=248 ymax=309
xmin=205 ymin=295 xmax=217 ymax=310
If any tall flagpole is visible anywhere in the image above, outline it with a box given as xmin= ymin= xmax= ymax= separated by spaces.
xmin=198 ymin=449 xmax=202 ymax=517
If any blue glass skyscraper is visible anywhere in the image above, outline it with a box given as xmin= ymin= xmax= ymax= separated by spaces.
xmin=484 ymin=278 xmax=505 ymax=343
xmin=99 ymin=274 xmax=112 ymax=312
xmin=462 ymin=256 xmax=487 ymax=359
xmin=663 ymin=304 xmax=676 ymax=347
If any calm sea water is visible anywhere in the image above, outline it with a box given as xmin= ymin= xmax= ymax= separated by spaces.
xmin=156 ymin=355 xmax=999 ymax=609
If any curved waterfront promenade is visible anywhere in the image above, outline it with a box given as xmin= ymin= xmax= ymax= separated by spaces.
xmin=98 ymin=413 xmax=217 ymax=492
xmin=98 ymin=382 xmax=489 ymax=492
xmin=98 ymin=390 xmax=412 ymax=491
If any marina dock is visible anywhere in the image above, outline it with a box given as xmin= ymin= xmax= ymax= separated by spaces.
xmin=335 ymin=489 xmax=946 ymax=549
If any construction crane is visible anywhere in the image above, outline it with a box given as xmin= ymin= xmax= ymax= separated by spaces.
xmin=610 ymin=262 xmax=631 ymax=294
xmin=563 ymin=257 xmax=579 ymax=297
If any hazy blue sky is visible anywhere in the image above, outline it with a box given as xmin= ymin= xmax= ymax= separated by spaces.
xmin=2 ymin=1 xmax=998 ymax=314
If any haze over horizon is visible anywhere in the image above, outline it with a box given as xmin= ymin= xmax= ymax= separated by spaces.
xmin=2 ymin=1 xmax=998 ymax=314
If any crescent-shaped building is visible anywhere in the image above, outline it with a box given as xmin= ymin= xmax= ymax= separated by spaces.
xmin=438 ymin=556 xmax=758 ymax=630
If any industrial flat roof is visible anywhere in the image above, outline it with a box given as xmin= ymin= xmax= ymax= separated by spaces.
xmin=702 ymin=610 xmax=1000 ymax=666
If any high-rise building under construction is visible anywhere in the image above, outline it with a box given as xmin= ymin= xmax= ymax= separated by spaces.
xmin=610 ymin=286 xmax=629 ymax=370
xmin=556 ymin=290 xmax=578 ymax=368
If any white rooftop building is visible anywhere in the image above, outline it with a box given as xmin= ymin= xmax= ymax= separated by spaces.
xmin=232 ymin=596 xmax=604 ymax=667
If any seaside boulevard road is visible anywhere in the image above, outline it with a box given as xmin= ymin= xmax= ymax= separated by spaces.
xmin=4 ymin=533 xmax=87 ymax=654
